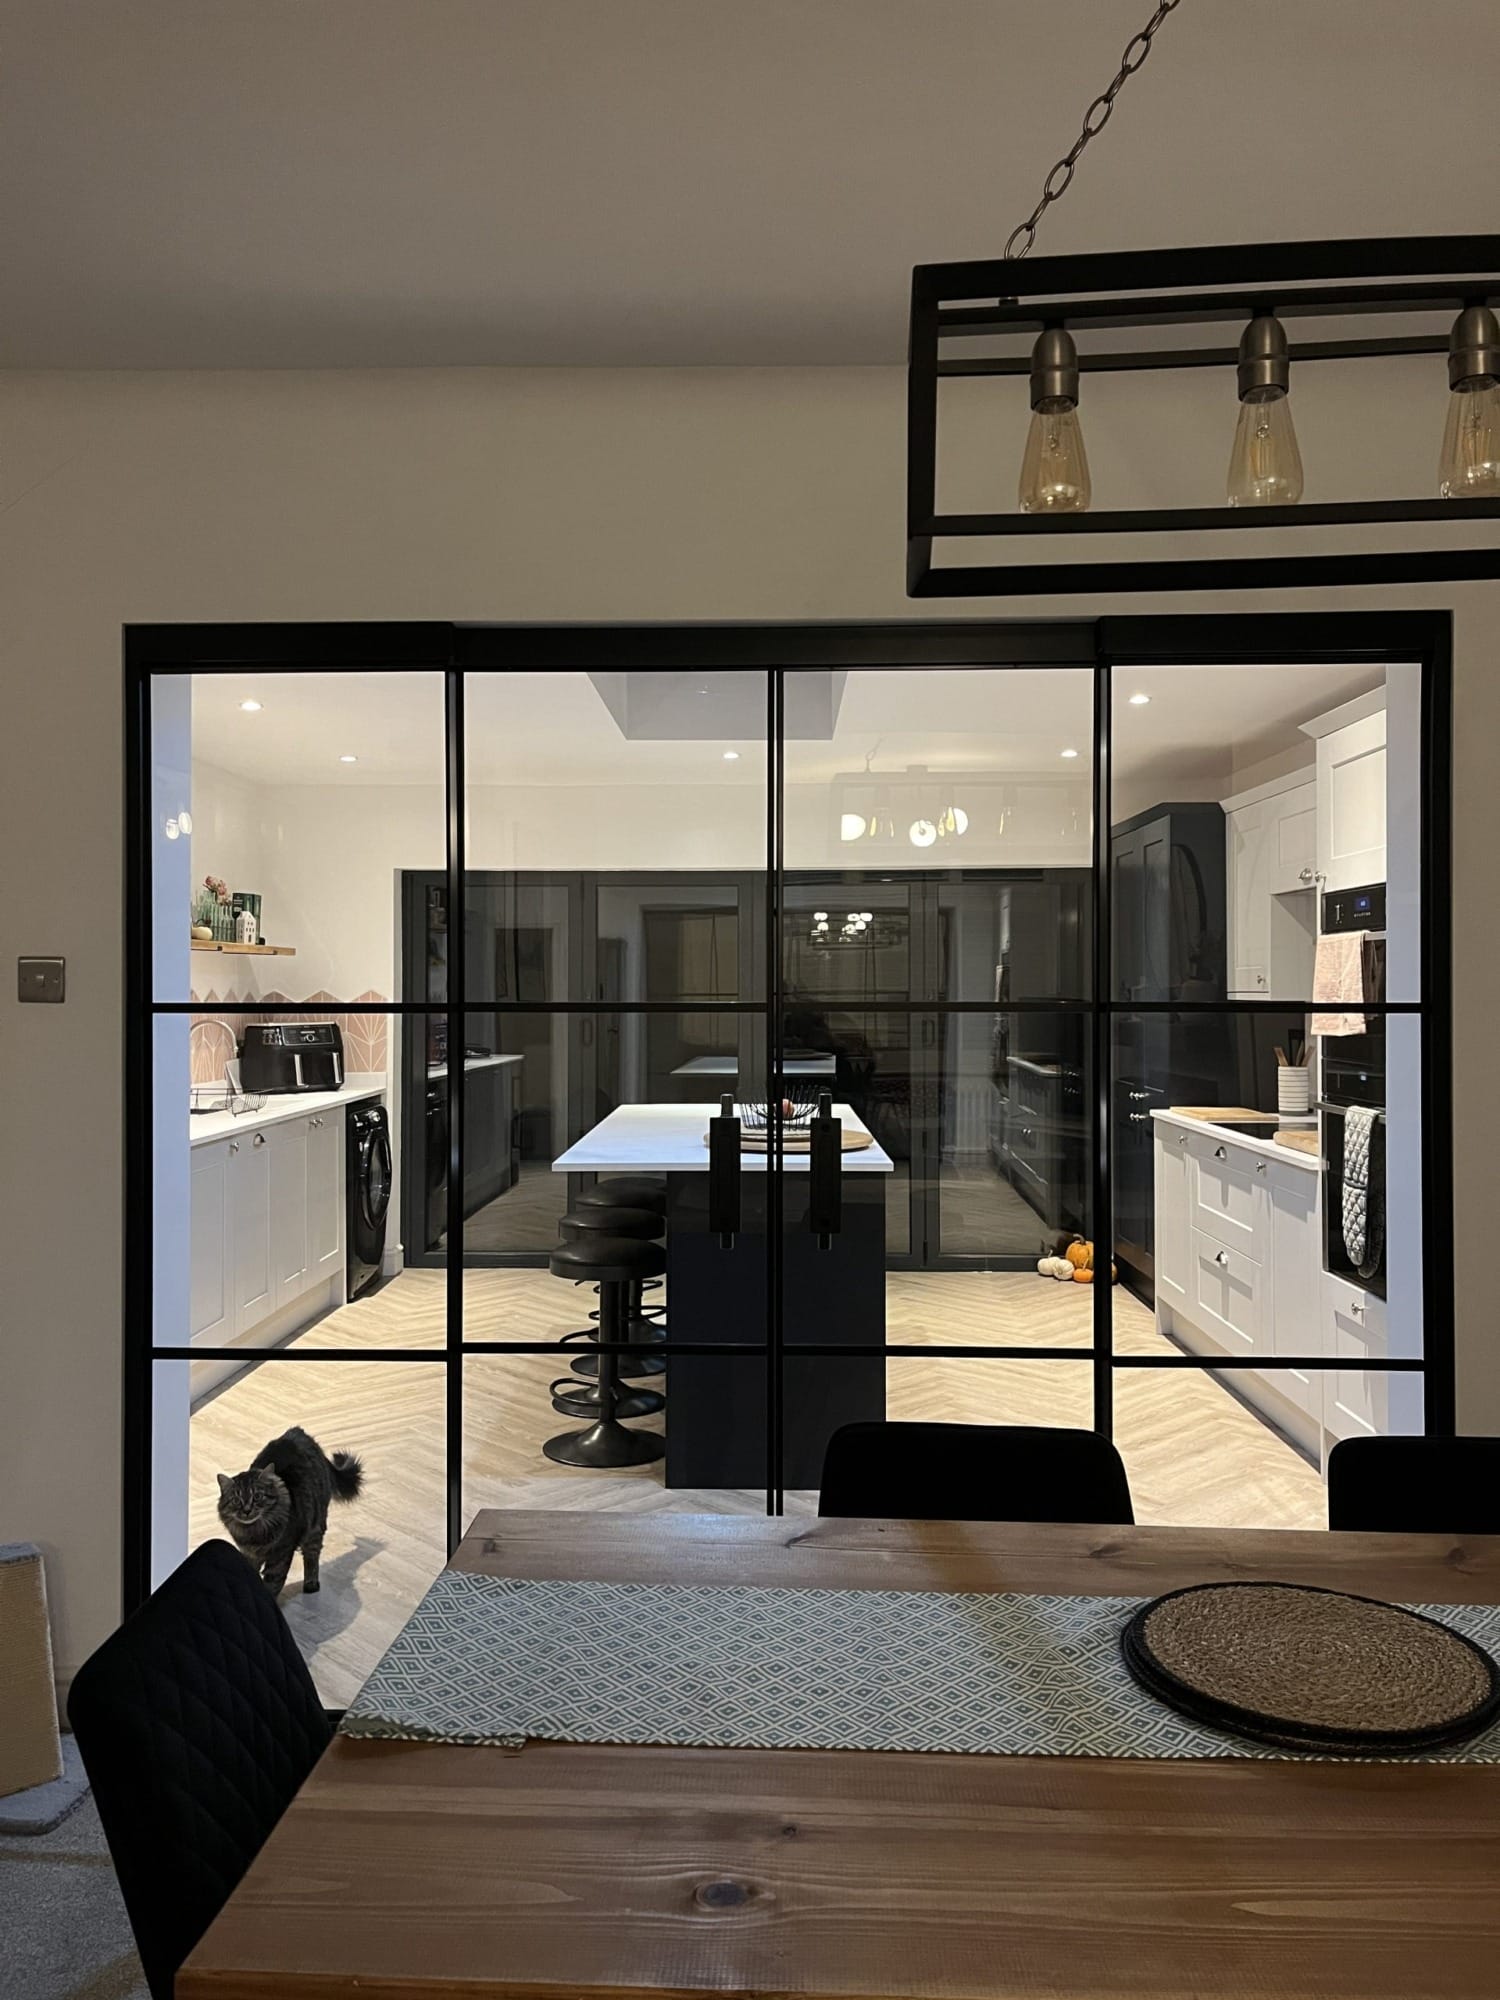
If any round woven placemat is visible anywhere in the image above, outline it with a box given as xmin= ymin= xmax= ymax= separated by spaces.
xmin=1121 ymin=1582 xmax=1500 ymax=1754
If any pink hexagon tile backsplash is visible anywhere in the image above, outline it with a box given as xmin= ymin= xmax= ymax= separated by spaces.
xmin=189 ymin=990 xmax=390 ymax=1085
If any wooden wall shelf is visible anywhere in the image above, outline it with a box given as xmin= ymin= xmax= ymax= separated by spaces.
xmin=190 ymin=941 xmax=296 ymax=956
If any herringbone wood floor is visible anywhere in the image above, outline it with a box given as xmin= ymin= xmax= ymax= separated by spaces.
xmin=187 ymin=1267 xmax=1326 ymax=1705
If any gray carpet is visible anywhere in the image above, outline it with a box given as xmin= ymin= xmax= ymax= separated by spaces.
xmin=0 ymin=1793 xmax=147 ymax=2000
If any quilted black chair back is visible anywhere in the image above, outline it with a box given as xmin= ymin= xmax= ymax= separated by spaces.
xmin=67 ymin=1539 xmax=331 ymax=2000
xmin=819 ymin=1421 xmax=1135 ymax=1525
xmin=1328 ymin=1435 xmax=1500 ymax=1534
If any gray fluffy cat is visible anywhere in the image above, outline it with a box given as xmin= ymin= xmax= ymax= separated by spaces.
xmin=216 ymin=1425 xmax=364 ymax=1596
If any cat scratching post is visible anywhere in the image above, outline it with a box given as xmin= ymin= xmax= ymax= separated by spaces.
xmin=0 ymin=1544 xmax=63 ymax=1797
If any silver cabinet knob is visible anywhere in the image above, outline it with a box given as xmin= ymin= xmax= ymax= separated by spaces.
xmin=1255 ymin=1160 xmax=1266 ymax=1175
xmin=1178 ymin=1133 xmax=1189 ymax=1145
xmin=228 ymin=1139 xmax=239 ymax=1154
xmin=1256 ymin=973 xmax=1267 ymax=986
xmin=1215 ymin=1250 xmax=1229 ymax=1266
xmin=1351 ymin=1300 xmax=1365 ymax=1319
xmin=1300 ymin=866 xmax=1313 ymax=882
xmin=253 ymin=1131 xmax=266 ymax=1147
xmin=1214 ymin=1145 xmax=1228 ymax=1160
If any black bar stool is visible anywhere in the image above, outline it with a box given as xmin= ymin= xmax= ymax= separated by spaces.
xmin=576 ymin=1180 xmax=669 ymax=1336
xmin=560 ymin=1206 xmax=667 ymax=1378
xmin=543 ymin=1235 xmax=667 ymax=1469
xmin=576 ymin=1176 xmax=666 ymax=1213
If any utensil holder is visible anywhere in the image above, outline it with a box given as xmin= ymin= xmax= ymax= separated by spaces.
xmin=1278 ymin=1066 xmax=1311 ymax=1115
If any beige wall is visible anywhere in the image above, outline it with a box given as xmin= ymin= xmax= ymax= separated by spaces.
xmin=1 ymin=362 xmax=1495 ymax=1680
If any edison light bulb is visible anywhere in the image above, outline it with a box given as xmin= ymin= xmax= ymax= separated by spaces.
xmin=1439 ymin=304 xmax=1500 ymax=497
xmin=1227 ymin=314 xmax=1303 ymax=507
xmin=1018 ymin=327 xmax=1090 ymax=514
xmin=1439 ymin=383 xmax=1500 ymax=496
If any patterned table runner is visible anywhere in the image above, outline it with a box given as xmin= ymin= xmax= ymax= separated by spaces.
xmin=340 ymin=1568 xmax=1500 ymax=1762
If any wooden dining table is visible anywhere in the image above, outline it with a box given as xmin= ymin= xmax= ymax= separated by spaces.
xmin=179 ymin=1509 xmax=1500 ymax=2000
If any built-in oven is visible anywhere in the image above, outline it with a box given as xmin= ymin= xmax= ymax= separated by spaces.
xmin=1319 ymin=883 xmax=1386 ymax=1299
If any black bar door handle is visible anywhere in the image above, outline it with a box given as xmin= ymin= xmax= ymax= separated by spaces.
xmin=708 ymin=1091 xmax=741 ymax=1247
xmin=809 ymin=1089 xmax=842 ymax=1249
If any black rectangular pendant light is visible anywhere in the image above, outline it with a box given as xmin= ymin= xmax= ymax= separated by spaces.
xmin=907 ymin=236 xmax=1500 ymax=597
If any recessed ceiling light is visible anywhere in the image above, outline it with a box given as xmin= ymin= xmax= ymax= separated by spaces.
xmin=1060 ymin=747 xmax=1079 ymax=759
xmin=238 ymin=698 xmax=262 ymax=712
xmin=339 ymin=754 xmax=358 ymax=764
xmin=723 ymin=750 xmax=739 ymax=761
xmin=1128 ymin=692 xmax=1152 ymax=706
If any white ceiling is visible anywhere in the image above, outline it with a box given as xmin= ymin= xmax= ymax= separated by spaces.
xmin=6 ymin=0 xmax=1497 ymax=369
xmin=189 ymin=660 xmax=1386 ymax=791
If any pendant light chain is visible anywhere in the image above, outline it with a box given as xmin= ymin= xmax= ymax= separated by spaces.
xmin=1004 ymin=0 xmax=1184 ymax=260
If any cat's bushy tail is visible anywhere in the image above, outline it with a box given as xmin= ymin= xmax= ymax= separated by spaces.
xmin=327 ymin=1449 xmax=364 ymax=1502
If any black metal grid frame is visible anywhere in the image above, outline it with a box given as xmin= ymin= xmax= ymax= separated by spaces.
xmin=122 ymin=611 xmax=1453 ymax=1601
xmin=907 ymin=236 xmax=1500 ymax=597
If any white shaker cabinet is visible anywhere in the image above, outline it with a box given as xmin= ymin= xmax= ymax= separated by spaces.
xmin=229 ymin=1129 xmax=275 ymax=1331
xmin=190 ymin=1105 xmax=350 ymax=1349
xmin=1226 ymin=781 xmax=1318 ymax=998
xmin=1316 ymin=709 xmax=1386 ymax=891
xmin=306 ymin=1110 xmax=345 ymax=1283
xmin=1267 ymin=783 xmax=1317 ymax=895
xmin=1153 ymin=1123 xmax=1192 ymax=1315
xmin=270 ymin=1118 xmax=310 ymax=1309
xmin=189 ymin=1139 xmax=233 ymax=1342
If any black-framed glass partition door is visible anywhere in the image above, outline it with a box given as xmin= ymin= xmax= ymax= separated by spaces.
xmin=127 ymin=615 xmax=1452 ymax=1702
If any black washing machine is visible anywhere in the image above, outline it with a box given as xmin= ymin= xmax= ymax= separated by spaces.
xmin=347 ymin=1103 xmax=392 ymax=1300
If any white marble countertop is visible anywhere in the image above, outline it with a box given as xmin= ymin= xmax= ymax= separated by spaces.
xmin=672 ymin=1054 xmax=837 ymax=1078
xmin=189 ymin=1073 xmax=386 ymax=1148
xmin=1151 ymin=1108 xmax=1320 ymax=1172
xmin=554 ymin=1102 xmax=893 ymax=1174
xmin=427 ymin=1054 xmax=525 ymax=1079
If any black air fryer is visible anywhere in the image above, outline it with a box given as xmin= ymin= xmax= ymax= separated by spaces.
xmin=238 ymin=1022 xmax=345 ymax=1094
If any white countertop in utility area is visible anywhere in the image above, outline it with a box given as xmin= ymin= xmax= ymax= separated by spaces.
xmin=1151 ymin=1107 xmax=1320 ymax=1171
xmin=553 ymin=1103 xmax=893 ymax=1174
xmin=427 ymin=1054 xmax=525 ymax=1079
xmin=189 ymin=1073 xmax=387 ymax=1148
xmin=672 ymin=1054 xmax=837 ymax=1078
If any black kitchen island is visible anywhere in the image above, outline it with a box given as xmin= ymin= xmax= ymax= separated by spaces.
xmin=553 ymin=1103 xmax=891 ymax=1490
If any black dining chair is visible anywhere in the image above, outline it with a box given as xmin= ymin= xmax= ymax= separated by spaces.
xmin=818 ymin=1421 xmax=1135 ymax=1524
xmin=1327 ymin=1435 xmax=1500 ymax=1534
xmin=67 ymin=1538 xmax=332 ymax=2000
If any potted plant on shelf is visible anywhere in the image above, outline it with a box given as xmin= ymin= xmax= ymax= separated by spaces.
xmin=192 ymin=876 xmax=235 ymax=943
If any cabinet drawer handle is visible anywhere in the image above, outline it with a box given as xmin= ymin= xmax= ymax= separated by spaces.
xmin=1299 ymin=866 xmax=1313 ymax=882
xmin=1178 ymin=1133 xmax=1189 ymax=1146
xmin=228 ymin=1140 xmax=240 ymax=1155
xmin=1214 ymin=1145 xmax=1228 ymax=1160
xmin=1215 ymin=1250 xmax=1229 ymax=1266
xmin=1351 ymin=1300 xmax=1365 ymax=1319
xmin=1128 ymin=1089 xmax=1148 ymax=1102
xmin=1129 ymin=1111 xmax=1148 ymax=1123
xmin=1255 ymin=1160 xmax=1266 ymax=1175
xmin=253 ymin=1131 xmax=266 ymax=1147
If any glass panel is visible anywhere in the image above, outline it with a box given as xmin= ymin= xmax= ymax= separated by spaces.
xmin=153 ymin=669 xmax=446 ymax=1005
xmin=463 ymin=1357 xmax=767 ymax=1517
xmin=783 ymin=667 xmax=1094 ymax=883
xmin=1111 ymin=658 xmax=1420 ymax=1004
xmin=447 ymin=1009 xmax=763 ymax=1271
xmin=464 ymin=670 xmax=768 ymax=1004
xmin=159 ymin=1013 xmax=429 ymax=1350
xmin=155 ymin=1357 xmax=445 ymax=1706
xmin=1112 ymin=1008 xmax=1418 ymax=1359
xmin=937 ymin=1007 xmax=1091 ymax=1267
xmin=933 ymin=871 xmax=1091 ymax=1005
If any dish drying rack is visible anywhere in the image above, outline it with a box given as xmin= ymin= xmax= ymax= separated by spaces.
xmin=190 ymin=1064 xmax=266 ymax=1118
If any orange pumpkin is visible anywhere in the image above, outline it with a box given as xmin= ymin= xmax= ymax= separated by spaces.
xmin=1064 ymin=1238 xmax=1093 ymax=1271
xmin=1072 ymin=1266 xmax=1094 ymax=1284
